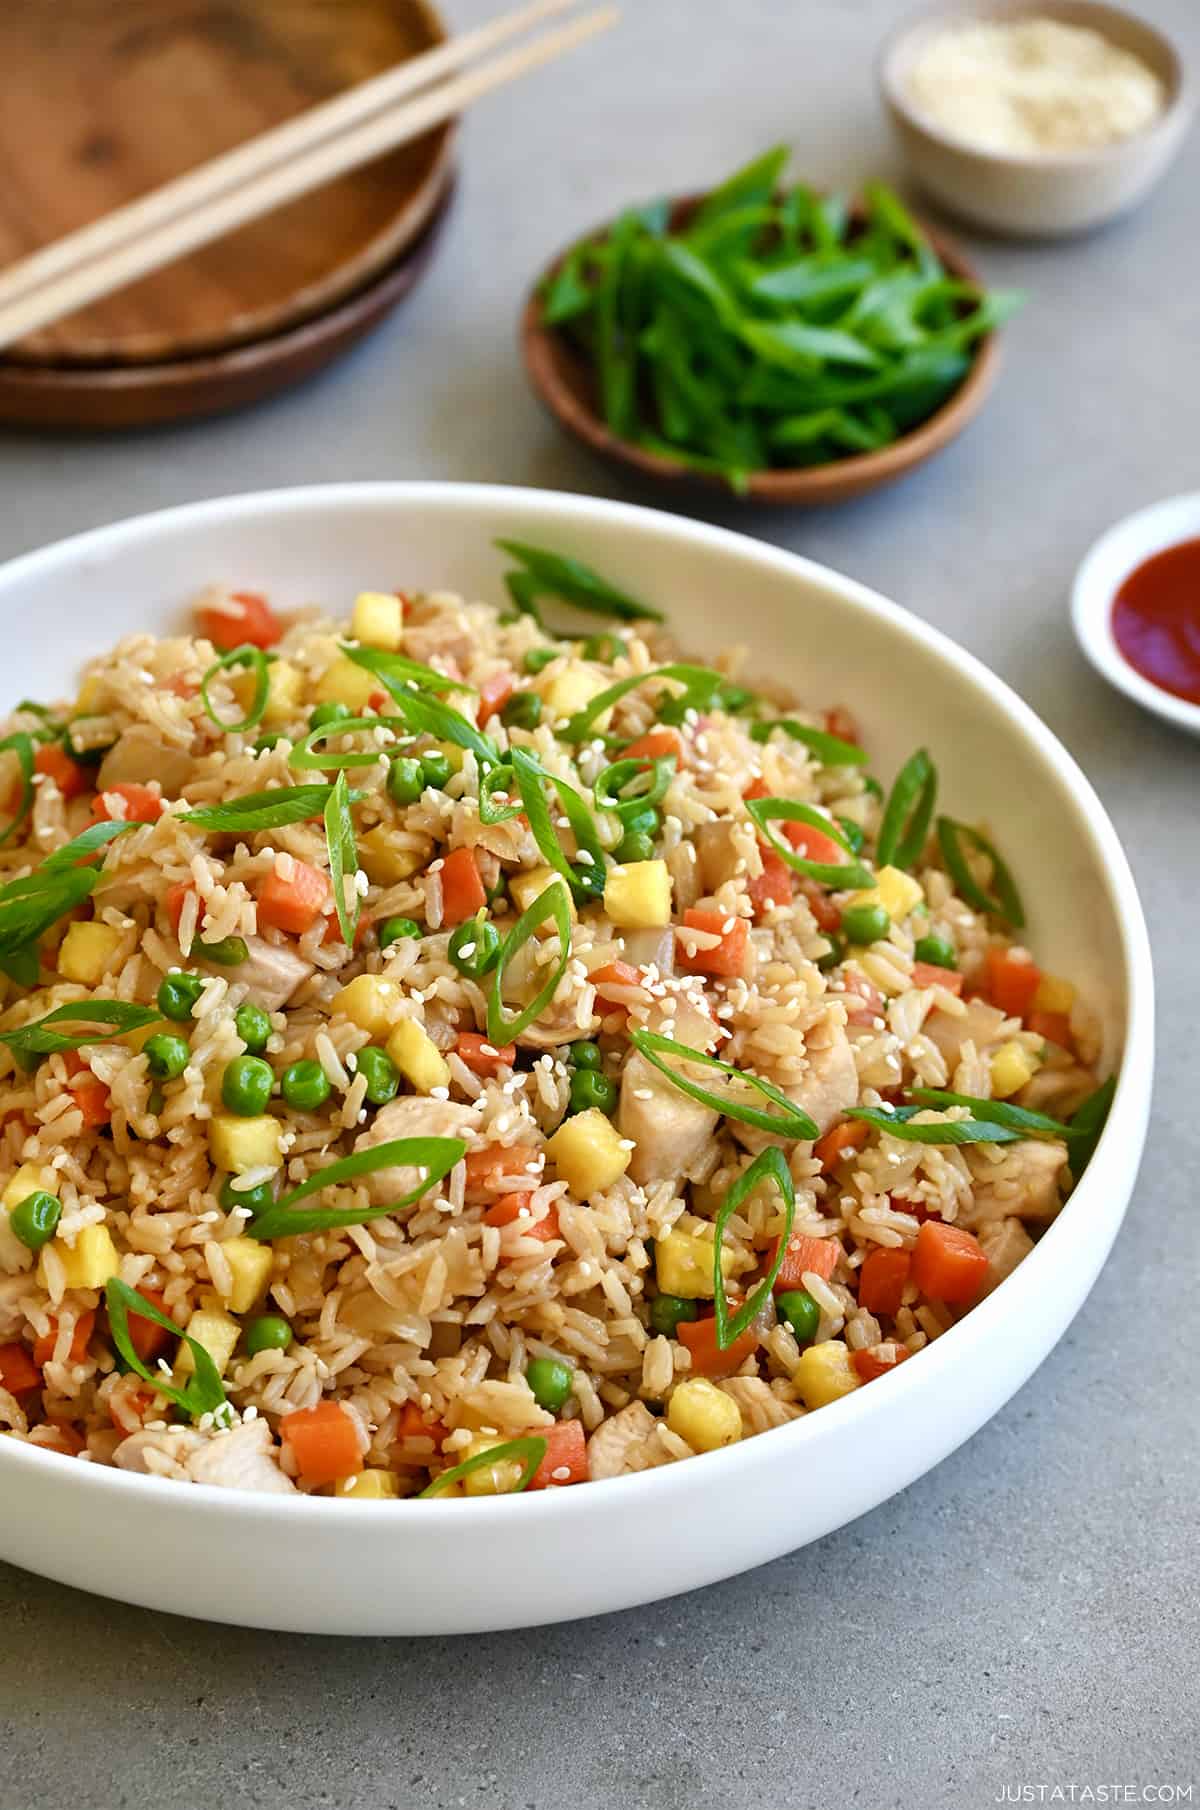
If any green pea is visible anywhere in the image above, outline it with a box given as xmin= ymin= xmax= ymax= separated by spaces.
xmin=419 ymin=750 xmax=453 ymax=791
xmin=649 ymin=1293 xmax=700 ymax=1337
xmin=525 ymin=1356 xmax=573 ymax=1413
xmin=144 ymin=1032 xmax=190 ymax=1080
xmin=355 ymin=1046 xmax=399 ymax=1106
xmin=837 ymin=816 xmax=866 ymax=854
xmin=202 ymin=935 xmax=248 ymax=967
xmin=841 ymin=903 xmax=891 ymax=945
xmin=309 ymin=700 xmax=354 ymax=731
xmin=914 ymin=934 xmax=957 ymax=970
xmin=388 ymin=755 xmax=424 ymax=807
xmin=244 ymin=1315 xmax=293 ymax=1356
xmin=9 ymin=1190 xmax=61 ymax=1252
xmin=777 ymin=1289 xmax=820 ymax=1344
xmin=234 ymin=1002 xmax=272 ymax=1054
xmin=157 ymin=971 xmax=204 ymax=1022
xmin=253 ymin=733 xmax=283 ymax=754
xmin=448 ymin=917 xmax=501 ymax=979
xmin=615 ymin=830 xmax=656 ymax=864
xmin=523 ymin=647 xmax=559 ymax=675
xmin=280 ymin=1059 xmax=331 ymax=1112
xmin=378 ymin=915 xmax=422 ymax=949
xmin=569 ymin=1067 xmax=617 ymax=1117
xmin=581 ymin=633 xmax=621 ymax=663
xmin=816 ymin=933 xmax=845 ymax=972
xmin=569 ymin=1040 xmax=602 ymax=1071
xmin=219 ymin=1174 xmax=276 ymax=1218
xmin=620 ymin=804 xmax=660 ymax=838
xmin=221 ymin=1054 xmax=274 ymax=1116
xmin=499 ymin=691 xmax=542 ymax=731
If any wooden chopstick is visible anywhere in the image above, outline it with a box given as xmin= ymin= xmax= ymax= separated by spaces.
xmin=0 ymin=0 xmax=578 ymax=317
xmin=0 ymin=3 xmax=618 ymax=353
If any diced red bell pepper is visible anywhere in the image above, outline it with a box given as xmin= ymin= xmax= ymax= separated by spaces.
xmin=395 ymin=1400 xmax=447 ymax=1449
xmin=813 ymin=1119 xmax=871 ymax=1171
xmin=528 ymin=1418 xmax=588 ymax=1490
xmin=34 ymin=1310 xmax=96 ymax=1368
xmin=678 ymin=907 xmax=750 ymax=979
xmin=912 ymin=962 xmax=964 ymax=994
xmin=485 ymin=1193 xmax=560 ymax=1243
xmin=677 ymin=1314 xmax=758 ymax=1378
xmin=622 ymin=727 xmax=685 ymax=765
xmin=34 ymin=743 xmax=88 ymax=801
xmin=165 ymin=882 xmax=192 ymax=935
xmin=769 ymin=1232 xmax=839 ymax=1292
xmin=455 ymin=1032 xmax=516 ymax=1076
xmin=0 ymin=1342 xmax=41 ymax=1394
xmin=782 ymin=820 xmax=844 ymax=865
xmin=197 ymin=590 xmax=281 ymax=651
xmin=985 ymin=949 xmax=1042 ymax=1018
xmin=841 ymin=972 xmax=885 ymax=1026
xmin=438 ymin=848 xmax=486 ymax=927
xmin=824 ymin=706 xmax=859 ymax=744
xmin=1028 ymin=1009 xmax=1073 ymax=1049
xmin=257 ymin=860 xmax=330 ymax=935
xmin=90 ymin=783 xmax=163 ymax=824
xmin=748 ymin=846 xmax=793 ymax=918
xmin=852 ymin=1343 xmax=912 ymax=1383
xmin=857 ymin=1247 xmax=912 ymax=1317
xmin=476 ymin=671 xmax=516 ymax=725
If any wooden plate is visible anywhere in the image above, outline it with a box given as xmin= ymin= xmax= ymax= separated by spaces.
xmin=522 ymin=196 xmax=1002 ymax=509
xmin=0 ymin=0 xmax=455 ymax=365
xmin=0 ymin=180 xmax=454 ymax=430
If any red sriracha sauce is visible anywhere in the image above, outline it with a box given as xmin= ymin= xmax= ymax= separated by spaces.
xmin=1111 ymin=538 xmax=1200 ymax=705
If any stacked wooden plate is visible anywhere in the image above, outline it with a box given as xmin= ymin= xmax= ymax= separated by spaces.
xmin=0 ymin=0 xmax=457 ymax=428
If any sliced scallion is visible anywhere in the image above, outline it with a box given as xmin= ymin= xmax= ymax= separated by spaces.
xmin=846 ymin=1105 xmax=1022 ymax=1145
xmin=418 ymin=1434 xmax=547 ymax=1498
xmin=324 ymin=770 xmax=360 ymax=949
xmin=749 ymin=718 xmax=867 ymax=767
xmin=0 ymin=732 xmax=35 ymax=848
xmin=629 ymin=1028 xmax=818 ymax=1140
xmin=713 ymin=1146 xmax=795 ymax=1348
xmin=181 ymin=784 xmax=363 ymax=834
xmin=495 ymin=539 xmax=662 ymax=624
xmin=104 ymin=1278 xmax=228 ymax=1421
xmin=248 ymin=1137 xmax=468 ymax=1241
xmin=936 ymin=817 xmax=1025 ymax=926
xmin=876 ymin=749 xmax=937 ymax=871
xmin=199 ymin=644 xmax=270 ymax=735
xmin=487 ymin=878 xmax=572 ymax=1044
xmin=0 ymin=1000 xmax=161 ymax=1056
xmin=744 ymin=795 xmax=874 ymax=889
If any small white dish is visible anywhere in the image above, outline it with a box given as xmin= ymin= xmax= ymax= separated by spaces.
xmin=879 ymin=0 xmax=1194 ymax=238
xmin=0 ymin=484 xmax=1154 ymax=1634
xmin=1072 ymin=491 xmax=1200 ymax=739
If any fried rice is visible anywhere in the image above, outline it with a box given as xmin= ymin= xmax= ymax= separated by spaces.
xmin=0 ymin=562 xmax=1105 ymax=1499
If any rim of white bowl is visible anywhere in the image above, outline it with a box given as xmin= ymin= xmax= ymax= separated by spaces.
xmin=0 ymin=482 xmax=1156 ymax=1527
xmin=1071 ymin=491 xmax=1200 ymax=737
xmin=878 ymin=0 xmax=1195 ymax=172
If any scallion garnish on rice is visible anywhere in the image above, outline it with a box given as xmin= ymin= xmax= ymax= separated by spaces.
xmin=876 ymin=748 xmax=937 ymax=871
xmin=935 ymin=816 xmax=1025 ymax=926
xmin=0 ymin=731 xmax=35 ymax=848
xmin=558 ymin=663 xmax=729 ymax=744
xmin=0 ymin=1000 xmax=161 ymax=1056
xmin=323 ymin=770 xmax=360 ymax=949
xmin=713 ymin=1146 xmax=795 ymax=1349
xmin=247 ymin=1137 xmax=469 ymax=1241
xmin=0 ymin=820 xmax=136 ymax=962
xmin=593 ymin=753 xmax=677 ymax=820
xmin=629 ymin=1028 xmax=819 ymax=1140
xmin=749 ymin=718 xmax=867 ymax=767
xmin=343 ymin=647 xmax=500 ymax=768
xmin=907 ymin=1088 xmax=1070 ymax=1136
xmin=744 ymin=794 xmax=875 ymax=888
xmin=846 ymin=1105 xmax=1023 ymax=1145
xmin=199 ymin=644 xmax=270 ymax=735
xmin=418 ymin=1434 xmax=547 ymax=1498
xmin=495 ymin=539 xmax=662 ymax=626
xmin=510 ymin=749 xmax=606 ymax=901
xmin=181 ymin=784 xmax=364 ymax=833
xmin=487 ymin=878 xmax=573 ymax=1044
xmin=289 ymin=713 xmax=413 ymax=772
xmin=105 ymin=1278 xmax=229 ymax=1422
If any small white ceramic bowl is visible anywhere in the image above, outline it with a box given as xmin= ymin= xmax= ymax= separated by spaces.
xmin=1072 ymin=491 xmax=1200 ymax=737
xmin=0 ymin=485 xmax=1153 ymax=1634
xmin=880 ymin=0 xmax=1194 ymax=237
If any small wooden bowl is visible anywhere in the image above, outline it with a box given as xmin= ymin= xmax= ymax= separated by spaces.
xmin=522 ymin=196 xmax=1002 ymax=508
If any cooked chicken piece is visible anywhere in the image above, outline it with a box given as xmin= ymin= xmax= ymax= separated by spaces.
xmin=924 ymin=999 xmax=1007 ymax=1069
xmin=402 ymin=600 xmax=474 ymax=670
xmin=113 ymin=1426 xmax=205 ymax=1481
xmin=693 ymin=819 xmax=757 ymax=894
xmin=355 ymin=1096 xmax=480 ymax=1205
xmin=185 ymin=1418 xmax=296 ymax=1494
xmin=586 ymin=1400 xmax=660 ymax=1480
xmin=619 ymin=1050 xmax=718 ymax=1187
xmin=977 ymin=1216 xmax=1036 ymax=1295
xmin=962 ymin=1138 xmax=1068 ymax=1228
xmin=97 ymin=725 xmax=195 ymax=797
xmin=195 ymin=934 xmax=314 ymax=1012
xmin=732 ymin=1023 xmax=858 ymax=1153
xmin=717 ymin=1375 xmax=804 ymax=1434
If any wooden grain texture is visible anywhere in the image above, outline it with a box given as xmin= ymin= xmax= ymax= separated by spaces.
xmin=0 ymin=0 xmax=453 ymax=364
xmin=0 ymin=178 xmax=454 ymax=429
xmin=522 ymin=197 xmax=1002 ymax=509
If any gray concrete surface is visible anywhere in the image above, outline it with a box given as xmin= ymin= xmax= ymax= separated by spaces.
xmin=0 ymin=2 xmax=1196 ymax=1805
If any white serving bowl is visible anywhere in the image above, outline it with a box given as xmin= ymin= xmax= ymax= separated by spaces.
xmin=879 ymin=0 xmax=1194 ymax=238
xmin=0 ymin=484 xmax=1153 ymax=1635
xmin=1072 ymin=491 xmax=1200 ymax=737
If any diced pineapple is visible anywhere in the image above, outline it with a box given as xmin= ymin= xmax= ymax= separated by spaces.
xmin=2 ymin=1163 xmax=57 ymax=1212
xmin=58 ymin=921 xmax=124 ymax=985
xmin=385 ymin=1018 xmax=450 ymax=1092
xmin=350 ymin=591 xmax=403 ymax=652
xmin=990 ymin=1039 xmax=1039 ymax=1099
xmin=231 ymin=657 xmax=304 ymax=727
xmin=358 ymin=826 xmax=428 ymax=886
xmin=209 ymin=1113 xmax=282 ymax=1174
xmin=37 ymin=1224 xmax=120 ymax=1292
xmin=848 ymin=865 xmax=925 ymax=924
xmin=509 ymin=866 xmax=577 ymax=925
xmin=1033 ymin=973 xmax=1075 ymax=1014
xmin=312 ymin=655 xmax=378 ymax=713
xmin=604 ymin=860 xmax=672 ymax=928
xmin=793 ymin=1339 xmax=861 ymax=1409
xmin=219 ymin=1236 xmax=274 ymax=1313
xmin=544 ymin=1108 xmax=630 ymax=1198
xmin=667 ymin=1378 xmax=742 ymax=1452
xmin=460 ymin=1435 xmax=527 ymax=1496
xmin=335 ymin=974 xmax=402 ymax=1038
xmin=428 ymin=738 xmax=466 ymax=775
xmin=75 ymin=673 xmax=105 ymax=714
xmin=654 ymin=1228 xmax=735 ymax=1299
xmin=176 ymin=1303 xmax=241 ymax=1378
xmin=535 ymin=666 xmax=611 ymax=727
xmin=335 ymin=1468 xmax=400 ymax=1500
